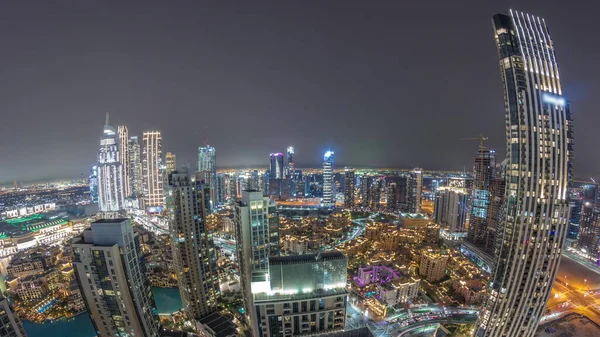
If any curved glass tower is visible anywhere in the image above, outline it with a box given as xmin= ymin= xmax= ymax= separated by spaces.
xmin=477 ymin=10 xmax=573 ymax=336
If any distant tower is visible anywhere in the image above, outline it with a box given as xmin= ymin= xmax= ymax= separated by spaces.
xmin=118 ymin=126 xmax=131 ymax=197
xmin=322 ymin=150 xmax=335 ymax=206
xmin=344 ymin=169 xmax=355 ymax=208
xmin=197 ymin=145 xmax=217 ymax=208
xmin=128 ymin=136 xmax=142 ymax=196
xmin=407 ymin=168 xmax=422 ymax=213
xmin=142 ymin=131 xmax=164 ymax=212
xmin=433 ymin=187 xmax=468 ymax=233
xmin=467 ymin=148 xmax=497 ymax=253
xmin=286 ymin=146 xmax=295 ymax=177
xmin=268 ymin=153 xmax=284 ymax=198
xmin=165 ymin=152 xmax=176 ymax=174
xmin=89 ymin=166 xmax=98 ymax=203
xmin=387 ymin=182 xmax=398 ymax=212
xmin=72 ymin=219 xmax=162 ymax=337
xmin=478 ymin=10 xmax=573 ymax=337
xmin=97 ymin=114 xmax=125 ymax=212
xmin=167 ymin=171 xmax=220 ymax=320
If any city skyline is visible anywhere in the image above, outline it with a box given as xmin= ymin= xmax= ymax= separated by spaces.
xmin=1 ymin=1 xmax=598 ymax=183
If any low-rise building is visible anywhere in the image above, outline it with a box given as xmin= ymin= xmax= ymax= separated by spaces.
xmin=419 ymin=250 xmax=448 ymax=282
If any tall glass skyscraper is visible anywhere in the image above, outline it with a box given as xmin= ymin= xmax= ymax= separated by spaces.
xmin=467 ymin=148 xmax=497 ymax=254
xmin=97 ymin=115 xmax=125 ymax=212
xmin=477 ymin=10 xmax=573 ymax=337
xmin=198 ymin=145 xmax=217 ymax=207
xmin=322 ymin=150 xmax=335 ymax=206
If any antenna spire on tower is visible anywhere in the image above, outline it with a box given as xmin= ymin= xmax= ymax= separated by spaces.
xmin=105 ymin=112 xmax=110 ymax=126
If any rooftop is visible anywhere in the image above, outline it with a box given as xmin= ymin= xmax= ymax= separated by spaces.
xmin=270 ymin=251 xmax=345 ymax=265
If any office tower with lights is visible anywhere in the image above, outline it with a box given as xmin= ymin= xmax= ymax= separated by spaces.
xmin=577 ymin=203 xmax=600 ymax=261
xmin=268 ymin=153 xmax=284 ymax=199
xmin=167 ymin=171 xmax=220 ymax=320
xmin=344 ymin=169 xmax=355 ymax=208
xmin=406 ymin=168 xmax=422 ymax=213
xmin=286 ymin=146 xmax=295 ymax=177
xmin=142 ymin=131 xmax=164 ymax=212
xmin=97 ymin=116 xmax=125 ymax=212
xmin=198 ymin=145 xmax=217 ymax=207
xmin=477 ymin=11 xmax=573 ymax=337
xmin=0 ymin=293 xmax=27 ymax=337
xmin=72 ymin=219 xmax=161 ymax=337
xmin=89 ymin=166 xmax=98 ymax=203
xmin=165 ymin=152 xmax=176 ymax=174
xmin=322 ymin=151 xmax=335 ymax=206
xmin=234 ymin=190 xmax=280 ymax=334
xmin=128 ymin=136 xmax=142 ymax=197
xmin=117 ymin=126 xmax=130 ymax=197
xmin=433 ymin=187 xmax=468 ymax=233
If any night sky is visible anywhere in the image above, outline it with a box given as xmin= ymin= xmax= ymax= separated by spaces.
xmin=1 ymin=1 xmax=598 ymax=183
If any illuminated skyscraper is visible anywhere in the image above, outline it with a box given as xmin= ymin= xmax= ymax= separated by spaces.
xmin=322 ymin=150 xmax=335 ymax=206
xmin=478 ymin=10 xmax=573 ymax=337
xmin=466 ymin=148 xmax=497 ymax=254
xmin=167 ymin=171 xmax=220 ymax=320
xmin=142 ymin=131 xmax=164 ymax=212
xmin=117 ymin=126 xmax=130 ymax=197
xmin=268 ymin=153 xmax=284 ymax=198
xmin=128 ymin=136 xmax=142 ymax=196
xmin=198 ymin=145 xmax=217 ymax=207
xmin=344 ymin=169 xmax=355 ymax=208
xmin=165 ymin=152 xmax=176 ymax=174
xmin=286 ymin=146 xmax=295 ymax=177
xmin=406 ymin=168 xmax=422 ymax=213
xmin=270 ymin=153 xmax=284 ymax=179
xmin=433 ymin=187 xmax=468 ymax=233
xmin=97 ymin=115 xmax=125 ymax=212
xmin=234 ymin=190 xmax=279 ymax=334
xmin=72 ymin=219 xmax=161 ymax=337
xmin=89 ymin=166 xmax=98 ymax=203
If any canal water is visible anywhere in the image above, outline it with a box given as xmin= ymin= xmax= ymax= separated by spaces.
xmin=23 ymin=287 xmax=182 ymax=337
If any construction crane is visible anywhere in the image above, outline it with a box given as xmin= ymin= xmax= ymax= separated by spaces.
xmin=461 ymin=135 xmax=488 ymax=151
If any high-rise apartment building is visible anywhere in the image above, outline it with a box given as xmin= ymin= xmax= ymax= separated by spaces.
xmin=142 ymin=131 xmax=164 ymax=212
xmin=344 ymin=169 xmax=355 ymax=208
xmin=167 ymin=171 xmax=220 ymax=320
xmin=322 ymin=151 xmax=335 ymax=206
xmin=117 ymin=126 xmax=130 ymax=197
xmin=72 ymin=219 xmax=161 ymax=337
xmin=433 ymin=187 xmax=468 ymax=233
xmin=128 ymin=136 xmax=142 ymax=197
xmin=478 ymin=10 xmax=573 ymax=337
xmin=97 ymin=116 xmax=125 ymax=212
xmin=467 ymin=148 xmax=497 ymax=253
xmin=253 ymin=252 xmax=348 ymax=337
xmin=577 ymin=203 xmax=600 ymax=261
xmin=0 ymin=293 xmax=27 ymax=337
xmin=165 ymin=152 xmax=176 ymax=174
xmin=198 ymin=145 xmax=217 ymax=207
xmin=387 ymin=182 xmax=398 ymax=212
xmin=406 ymin=168 xmax=422 ymax=213
xmin=234 ymin=190 xmax=280 ymax=334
